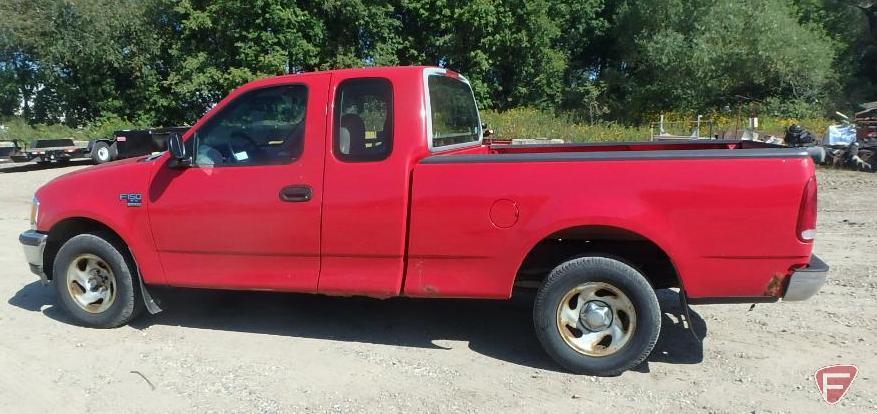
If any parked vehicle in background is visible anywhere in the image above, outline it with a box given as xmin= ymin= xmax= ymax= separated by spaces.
xmin=88 ymin=127 xmax=189 ymax=164
xmin=0 ymin=141 xmax=21 ymax=163
xmin=17 ymin=66 xmax=828 ymax=376
xmin=23 ymin=139 xmax=86 ymax=164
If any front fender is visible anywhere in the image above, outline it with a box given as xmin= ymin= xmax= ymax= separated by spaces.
xmin=35 ymin=158 xmax=165 ymax=284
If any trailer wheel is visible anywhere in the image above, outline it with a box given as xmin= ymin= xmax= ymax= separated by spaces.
xmin=52 ymin=232 xmax=143 ymax=328
xmin=533 ymin=256 xmax=661 ymax=376
xmin=91 ymin=141 xmax=113 ymax=164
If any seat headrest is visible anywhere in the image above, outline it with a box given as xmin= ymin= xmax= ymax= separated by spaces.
xmin=339 ymin=113 xmax=366 ymax=154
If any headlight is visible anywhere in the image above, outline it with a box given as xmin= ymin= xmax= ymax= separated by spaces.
xmin=30 ymin=196 xmax=39 ymax=229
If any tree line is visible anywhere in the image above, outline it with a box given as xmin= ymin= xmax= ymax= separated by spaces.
xmin=1 ymin=0 xmax=875 ymax=129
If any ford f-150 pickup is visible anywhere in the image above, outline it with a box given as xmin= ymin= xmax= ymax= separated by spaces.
xmin=18 ymin=66 xmax=828 ymax=376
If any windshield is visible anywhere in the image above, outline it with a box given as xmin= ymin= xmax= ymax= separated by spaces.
xmin=427 ymin=75 xmax=481 ymax=149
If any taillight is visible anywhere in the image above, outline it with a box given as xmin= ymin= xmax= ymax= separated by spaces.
xmin=797 ymin=176 xmax=817 ymax=242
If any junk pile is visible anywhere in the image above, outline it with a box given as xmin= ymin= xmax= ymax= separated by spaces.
xmin=739 ymin=102 xmax=876 ymax=172
xmin=785 ymin=104 xmax=876 ymax=172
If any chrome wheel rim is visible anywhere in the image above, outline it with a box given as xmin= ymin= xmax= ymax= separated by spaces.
xmin=97 ymin=147 xmax=109 ymax=160
xmin=66 ymin=253 xmax=116 ymax=313
xmin=556 ymin=282 xmax=636 ymax=357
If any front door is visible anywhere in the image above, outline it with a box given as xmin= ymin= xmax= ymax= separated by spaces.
xmin=147 ymin=74 xmax=330 ymax=291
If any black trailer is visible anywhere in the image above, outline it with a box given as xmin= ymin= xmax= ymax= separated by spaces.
xmin=88 ymin=126 xmax=189 ymax=164
xmin=25 ymin=138 xmax=87 ymax=164
xmin=8 ymin=139 xmax=31 ymax=163
xmin=0 ymin=141 xmax=22 ymax=163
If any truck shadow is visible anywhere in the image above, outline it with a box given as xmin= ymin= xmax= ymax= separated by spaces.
xmin=9 ymin=282 xmax=705 ymax=374
xmin=0 ymin=159 xmax=92 ymax=174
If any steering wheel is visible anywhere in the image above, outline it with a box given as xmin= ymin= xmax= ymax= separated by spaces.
xmin=226 ymin=131 xmax=260 ymax=163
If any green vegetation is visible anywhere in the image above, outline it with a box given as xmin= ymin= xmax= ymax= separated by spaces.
xmin=0 ymin=0 xmax=875 ymax=141
xmin=482 ymin=109 xmax=650 ymax=142
xmin=482 ymin=108 xmax=832 ymax=142
xmin=0 ymin=114 xmax=143 ymax=142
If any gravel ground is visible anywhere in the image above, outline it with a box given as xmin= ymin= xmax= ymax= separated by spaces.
xmin=0 ymin=160 xmax=874 ymax=413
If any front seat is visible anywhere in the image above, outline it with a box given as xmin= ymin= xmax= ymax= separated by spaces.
xmin=338 ymin=113 xmax=365 ymax=155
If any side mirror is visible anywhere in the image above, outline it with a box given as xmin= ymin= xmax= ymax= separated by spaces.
xmin=167 ymin=132 xmax=191 ymax=168
xmin=482 ymin=123 xmax=494 ymax=138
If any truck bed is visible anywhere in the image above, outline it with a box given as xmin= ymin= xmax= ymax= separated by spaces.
xmin=407 ymin=139 xmax=814 ymax=301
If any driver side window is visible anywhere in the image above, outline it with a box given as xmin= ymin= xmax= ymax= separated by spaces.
xmin=194 ymin=84 xmax=308 ymax=167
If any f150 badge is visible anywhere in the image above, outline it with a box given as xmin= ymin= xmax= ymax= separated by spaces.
xmin=119 ymin=193 xmax=142 ymax=207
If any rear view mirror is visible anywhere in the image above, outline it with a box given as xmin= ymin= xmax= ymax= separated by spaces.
xmin=167 ymin=132 xmax=191 ymax=168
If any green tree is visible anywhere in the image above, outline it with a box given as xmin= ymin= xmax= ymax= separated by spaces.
xmin=587 ymin=0 xmax=836 ymax=121
xmin=794 ymin=0 xmax=877 ymax=108
xmin=1 ymin=0 xmax=872 ymax=130
xmin=393 ymin=0 xmax=593 ymax=110
xmin=1 ymin=0 xmax=161 ymax=125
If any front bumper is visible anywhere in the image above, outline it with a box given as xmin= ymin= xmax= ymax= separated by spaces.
xmin=783 ymin=255 xmax=829 ymax=301
xmin=19 ymin=230 xmax=48 ymax=284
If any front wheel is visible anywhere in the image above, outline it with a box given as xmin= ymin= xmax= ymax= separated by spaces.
xmin=533 ymin=256 xmax=661 ymax=376
xmin=52 ymin=233 xmax=143 ymax=328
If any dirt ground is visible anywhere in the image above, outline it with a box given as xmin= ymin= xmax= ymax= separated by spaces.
xmin=0 ymin=160 xmax=874 ymax=413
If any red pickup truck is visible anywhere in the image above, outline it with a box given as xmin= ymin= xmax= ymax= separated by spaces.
xmin=19 ymin=66 xmax=827 ymax=375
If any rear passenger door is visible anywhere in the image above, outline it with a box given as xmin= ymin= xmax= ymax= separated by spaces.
xmin=319 ymin=76 xmax=409 ymax=296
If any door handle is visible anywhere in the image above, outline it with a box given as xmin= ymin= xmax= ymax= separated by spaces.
xmin=280 ymin=185 xmax=312 ymax=202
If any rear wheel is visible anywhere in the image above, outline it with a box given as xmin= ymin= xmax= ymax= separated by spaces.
xmin=91 ymin=141 xmax=112 ymax=164
xmin=53 ymin=233 xmax=143 ymax=328
xmin=533 ymin=256 xmax=661 ymax=376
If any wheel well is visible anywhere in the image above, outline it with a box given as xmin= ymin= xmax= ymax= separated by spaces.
xmin=515 ymin=226 xmax=680 ymax=290
xmin=43 ymin=218 xmax=129 ymax=281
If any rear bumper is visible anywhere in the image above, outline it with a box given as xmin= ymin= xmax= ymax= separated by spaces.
xmin=19 ymin=230 xmax=48 ymax=284
xmin=686 ymin=254 xmax=829 ymax=305
xmin=783 ymin=255 xmax=829 ymax=301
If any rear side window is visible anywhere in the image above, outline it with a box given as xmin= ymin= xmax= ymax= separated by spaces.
xmin=334 ymin=78 xmax=393 ymax=162
xmin=427 ymin=75 xmax=481 ymax=149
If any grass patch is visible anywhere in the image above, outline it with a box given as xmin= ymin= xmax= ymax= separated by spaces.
xmin=0 ymin=115 xmax=143 ymax=143
xmin=482 ymin=108 xmax=833 ymax=142
xmin=2 ymin=109 xmax=835 ymax=145
xmin=481 ymin=108 xmax=651 ymax=142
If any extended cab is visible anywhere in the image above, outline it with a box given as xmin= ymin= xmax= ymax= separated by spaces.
xmin=18 ymin=66 xmax=828 ymax=375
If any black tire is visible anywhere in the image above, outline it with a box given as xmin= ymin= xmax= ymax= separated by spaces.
xmin=52 ymin=232 xmax=143 ymax=328
xmin=91 ymin=141 xmax=113 ymax=164
xmin=533 ymin=256 xmax=661 ymax=376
